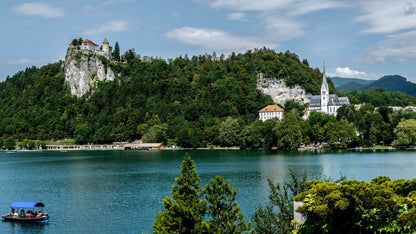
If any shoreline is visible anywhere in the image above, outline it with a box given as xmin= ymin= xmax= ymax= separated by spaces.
xmin=2 ymin=145 xmax=416 ymax=152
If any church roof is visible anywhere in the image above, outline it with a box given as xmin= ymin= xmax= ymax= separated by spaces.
xmin=82 ymin=39 xmax=98 ymax=46
xmin=309 ymin=95 xmax=321 ymax=107
xmin=102 ymin=38 xmax=109 ymax=44
xmin=259 ymin=104 xmax=284 ymax=112
xmin=338 ymin=97 xmax=350 ymax=105
xmin=328 ymin=94 xmax=340 ymax=105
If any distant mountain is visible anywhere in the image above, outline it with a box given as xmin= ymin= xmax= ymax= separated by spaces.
xmin=332 ymin=75 xmax=416 ymax=96
xmin=331 ymin=77 xmax=373 ymax=87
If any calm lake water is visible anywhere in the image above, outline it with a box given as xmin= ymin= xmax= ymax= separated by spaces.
xmin=0 ymin=149 xmax=415 ymax=233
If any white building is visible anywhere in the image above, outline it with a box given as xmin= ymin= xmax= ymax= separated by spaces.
xmin=259 ymin=104 xmax=284 ymax=121
xmin=72 ymin=38 xmax=112 ymax=59
xmin=306 ymin=67 xmax=350 ymax=117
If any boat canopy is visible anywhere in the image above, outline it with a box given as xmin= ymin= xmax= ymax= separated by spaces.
xmin=9 ymin=202 xmax=45 ymax=209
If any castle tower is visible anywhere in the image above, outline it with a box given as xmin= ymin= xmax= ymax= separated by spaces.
xmin=102 ymin=38 xmax=111 ymax=59
xmin=320 ymin=63 xmax=329 ymax=113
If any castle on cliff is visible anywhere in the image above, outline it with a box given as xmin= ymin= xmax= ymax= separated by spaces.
xmin=69 ymin=38 xmax=112 ymax=59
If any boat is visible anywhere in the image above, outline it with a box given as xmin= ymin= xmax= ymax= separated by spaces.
xmin=2 ymin=202 xmax=49 ymax=223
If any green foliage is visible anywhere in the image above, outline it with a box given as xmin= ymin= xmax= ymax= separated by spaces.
xmin=2 ymin=47 xmax=415 ymax=149
xmin=203 ymin=176 xmax=251 ymax=233
xmin=252 ymin=170 xmax=307 ymax=234
xmin=274 ymin=112 xmax=303 ymax=150
xmin=346 ymin=89 xmax=416 ymax=107
xmin=71 ymin=38 xmax=83 ymax=46
xmin=393 ymin=119 xmax=416 ymax=147
xmin=219 ymin=117 xmax=241 ymax=147
xmin=152 ymin=153 xmax=206 ymax=233
xmin=4 ymin=137 xmax=15 ymax=150
xmin=295 ymin=177 xmax=416 ymax=233
xmin=153 ymin=154 xmax=251 ymax=233
xmin=112 ymin=41 xmax=121 ymax=62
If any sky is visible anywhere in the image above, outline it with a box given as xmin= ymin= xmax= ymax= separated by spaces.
xmin=2 ymin=0 xmax=416 ymax=82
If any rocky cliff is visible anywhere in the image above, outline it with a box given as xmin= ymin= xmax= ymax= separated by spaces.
xmin=257 ymin=74 xmax=311 ymax=106
xmin=64 ymin=47 xmax=115 ymax=97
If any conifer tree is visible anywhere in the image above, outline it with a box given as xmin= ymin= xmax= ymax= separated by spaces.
xmin=113 ymin=42 xmax=121 ymax=61
xmin=203 ymin=176 xmax=252 ymax=233
xmin=152 ymin=153 xmax=206 ymax=233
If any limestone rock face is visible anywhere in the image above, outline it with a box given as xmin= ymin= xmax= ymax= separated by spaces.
xmin=64 ymin=47 xmax=115 ymax=97
xmin=257 ymin=74 xmax=311 ymax=106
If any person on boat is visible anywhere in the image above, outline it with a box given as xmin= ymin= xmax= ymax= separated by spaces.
xmin=36 ymin=211 xmax=43 ymax=217
xmin=20 ymin=210 xmax=25 ymax=218
xmin=8 ymin=208 xmax=14 ymax=216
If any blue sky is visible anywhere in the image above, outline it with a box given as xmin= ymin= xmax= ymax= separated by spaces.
xmin=2 ymin=0 xmax=416 ymax=82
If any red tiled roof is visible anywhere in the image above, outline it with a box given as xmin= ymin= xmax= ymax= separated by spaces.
xmin=259 ymin=104 xmax=284 ymax=112
xmin=82 ymin=39 xmax=98 ymax=46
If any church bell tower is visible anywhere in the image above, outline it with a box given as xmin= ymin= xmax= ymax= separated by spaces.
xmin=320 ymin=63 xmax=329 ymax=113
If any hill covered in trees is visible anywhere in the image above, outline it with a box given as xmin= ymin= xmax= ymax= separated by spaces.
xmin=0 ymin=48 xmax=326 ymax=147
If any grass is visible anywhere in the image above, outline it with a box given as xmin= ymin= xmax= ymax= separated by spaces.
xmin=44 ymin=139 xmax=76 ymax=146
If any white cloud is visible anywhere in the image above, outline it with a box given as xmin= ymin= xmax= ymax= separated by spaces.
xmin=228 ymin=12 xmax=247 ymax=21
xmin=166 ymin=27 xmax=277 ymax=52
xmin=82 ymin=20 xmax=129 ymax=35
xmin=11 ymin=2 xmax=65 ymax=18
xmin=206 ymin=0 xmax=346 ymax=45
xmin=7 ymin=55 xmax=63 ymax=65
xmin=210 ymin=0 xmax=293 ymax=11
xmin=289 ymin=0 xmax=346 ymax=16
xmin=360 ymin=30 xmax=416 ymax=63
xmin=327 ymin=67 xmax=379 ymax=79
xmin=211 ymin=0 xmax=345 ymax=14
xmin=102 ymin=0 xmax=133 ymax=5
xmin=355 ymin=0 xmax=416 ymax=34
xmin=262 ymin=15 xmax=306 ymax=41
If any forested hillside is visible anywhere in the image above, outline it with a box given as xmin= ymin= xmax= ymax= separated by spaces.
xmin=0 ymin=48 xmax=325 ymax=147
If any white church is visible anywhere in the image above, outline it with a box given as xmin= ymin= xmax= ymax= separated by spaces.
xmin=305 ymin=67 xmax=350 ymax=117
xmin=259 ymin=67 xmax=350 ymax=121
xmin=70 ymin=38 xmax=112 ymax=59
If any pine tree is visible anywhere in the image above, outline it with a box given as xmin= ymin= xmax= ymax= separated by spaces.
xmin=152 ymin=153 xmax=206 ymax=233
xmin=203 ymin=176 xmax=252 ymax=233
xmin=113 ymin=42 xmax=121 ymax=61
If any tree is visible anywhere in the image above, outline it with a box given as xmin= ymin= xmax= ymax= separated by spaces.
xmin=219 ymin=117 xmax=241 ymax=147
xmin=253 ymin=170 xmax=307 ymax=234
xmin=112 ymin=41 xmax=121 ymax=61
xmin=295 ymin=177 xmax=416 ymax=233
xmin=0 ymin=137 xmax=3 ymax=149
xmin=4 ymin=136 xmax=15 ymax=150
xmin=153 ymin=154 xmax=206 ymax=233
xmin=393 ymin=119 xmax=416 ymax=147
xmin=203 ymin=176 xmax=251 ymax=233
xmin=74 ymin=123 xmax=92 ymax=144
xmin=274 ymin=112 xmax=303 ymax=150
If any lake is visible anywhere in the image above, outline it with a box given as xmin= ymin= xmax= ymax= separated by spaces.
xmin=0 ymin=149 xmax=415 ymax=233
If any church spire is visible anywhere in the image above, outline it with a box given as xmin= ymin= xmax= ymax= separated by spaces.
xmin=322 ymin=62 xmax=328 ymax=87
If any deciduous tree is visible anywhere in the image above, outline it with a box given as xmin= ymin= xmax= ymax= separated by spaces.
xmin=393 ymin=119 xmax=416 ymax=147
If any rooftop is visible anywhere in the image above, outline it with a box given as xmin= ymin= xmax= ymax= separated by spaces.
xmin=259 ymin=104 xmax=284 ymax=112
